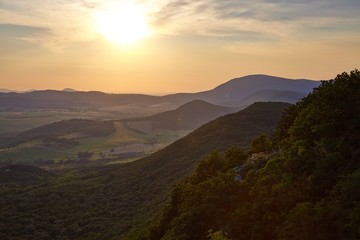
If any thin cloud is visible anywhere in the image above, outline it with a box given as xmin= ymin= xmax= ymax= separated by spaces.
xmin=153 ymin=0 xmax=360 ymax=41
xmin=80 ymin=0 xmax=96 ymax=9
xmin=0 ymin=0 xmax=359 ymax=49
xmin=0 ymin=0 xmax=100 ymax=49
xmin=0 ymin=23 xmax=52 ymax=38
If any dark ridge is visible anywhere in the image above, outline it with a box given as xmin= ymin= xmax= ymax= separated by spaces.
xmin=0 ymin=75 xmax=320 ymax=109
xmin=125 ymin=100 xmax=236 ymax=130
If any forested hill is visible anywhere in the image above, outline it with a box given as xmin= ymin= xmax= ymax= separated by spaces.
xmin=150 ymin=70 xmax=360 ymax=240
xmin=102 ymin=101 xmax=291 ymax=238
xmin=0 ymin=102 xmax=290 ymax=240
xmin=128 ymin=101 xmax=291 ymax=184
xmin=123 ymin=100 xmax=236 ymax=131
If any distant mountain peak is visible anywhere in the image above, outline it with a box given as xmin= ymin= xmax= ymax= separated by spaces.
xmin=177 ymin=99 xmax=222 ymax=109
xmin=0 ymin=74 xmax=321 ymax=110
xmin=217 ymin=74 xmax=316 ymax=88
xmin=202 ymin=74 xmax=320 ymax=106
xmin=0 ymin=88 xmax=20 ymax=93
xmin=62 ymin=88 xmax=77 ymax=92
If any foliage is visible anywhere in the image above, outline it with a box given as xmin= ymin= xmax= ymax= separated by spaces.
xmin=150 ymin=70 xmax=360 ymax=239
xmin=208 ymin=230 xmax=232 ymax=240
xmin=250 ymin=134 xmax=269 ymax=152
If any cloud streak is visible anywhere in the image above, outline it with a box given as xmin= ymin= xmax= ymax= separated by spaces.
xmin=0 ymin=23 xmax=52 ymax=38
xmin=0 ymin=0 xmax=359 ymax=49
xmin=152 ymin=0 xmax=360 ymax=42
xmin=0 ymin=0 xmax=100 ymax=49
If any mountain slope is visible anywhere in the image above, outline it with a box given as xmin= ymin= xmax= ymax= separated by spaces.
xmin=0 ymin=102 xmax=291 ymax=240
xmin=196 ymin=74 xmax=320 ymax=106
xmin=107 ymin=101 xmax=292 ymax=238
xmin=126 ymin=102 xmax=291 ymax=186
xmin=124 ymin=100 xmax=237 ymax=131
xmin=151 ymin=70 xmax=360 ymax=240
xmin=237 ymin=89 xmax=307 ymax=105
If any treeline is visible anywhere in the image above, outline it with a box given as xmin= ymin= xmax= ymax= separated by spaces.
xmin=149 ymin=70 xmax=360 ymax=240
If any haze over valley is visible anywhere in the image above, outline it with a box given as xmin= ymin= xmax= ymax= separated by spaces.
xmin=1 ymin=0 xmax=359 ymax=239
xmin=0 ymin=74 xmax=319 ymax=165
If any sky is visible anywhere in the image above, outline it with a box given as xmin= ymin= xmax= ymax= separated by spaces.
xmin=0 ymin=0 xmax=359 ymax=93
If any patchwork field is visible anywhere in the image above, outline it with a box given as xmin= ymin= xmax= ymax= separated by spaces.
xmin=0 ymin=105 xmax=171 ymax=134
xmin=0 ymin=110 xmax=115 ymax=134
xmin=0 ymin=117 xmax=190 ymax=164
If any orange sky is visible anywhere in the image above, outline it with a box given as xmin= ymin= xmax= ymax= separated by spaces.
xmin=1 ymin=0 xmax=359 ymax=93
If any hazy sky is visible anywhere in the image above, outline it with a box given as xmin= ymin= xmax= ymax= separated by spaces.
xmin=1 ymin=0 xmax=359 ymax=93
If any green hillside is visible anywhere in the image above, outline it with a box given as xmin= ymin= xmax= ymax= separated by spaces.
xmin=129 ymin=102 xmax=291 ymax=185
xmin=150 ymin=70 xmax=360 ymax=240
xmin=0 ymin=101 xmax=289 ymax=240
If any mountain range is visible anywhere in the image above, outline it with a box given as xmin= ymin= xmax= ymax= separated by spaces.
xmin=0 ymin=75 xmax=320 ymax=110
xmin=0 ymin=70 xmax=358 ymax=240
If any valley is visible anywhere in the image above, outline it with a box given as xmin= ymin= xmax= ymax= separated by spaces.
xmin=0 ymin=73 xmax=332 ymax=240
xmin=0 ymin=75 xmax=319 ymax=166
xmin=2 ymin=1 xmax=358 ymax=238
xmin=0 ymin=101 xmax=291 ymax=240
xmin=0 ymin=118 xmax=191 ymax=165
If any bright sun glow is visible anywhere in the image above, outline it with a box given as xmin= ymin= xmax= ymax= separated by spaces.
xmin=95 ymin=3 xmax=151 ymax=46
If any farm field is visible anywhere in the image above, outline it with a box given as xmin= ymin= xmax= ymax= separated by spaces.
xmin=0 ymin=110 xmax=115 ymax=134
xmin=0 ymin=105 xmax=169 ymax=134
xmin=0 ymin=118 xmax=190 ymax=164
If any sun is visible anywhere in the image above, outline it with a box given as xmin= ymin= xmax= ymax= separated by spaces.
xmin=94 ymin=3 xmax=151 ymax=46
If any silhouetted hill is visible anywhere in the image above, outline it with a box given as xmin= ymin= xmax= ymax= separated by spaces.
xmin=125 ymin=100 xmax=237 ymax=131
xmin=0 ymin=75 xmax=320 ymax=109
xmin=196 ymin=74 xmax=320 ymax=106
xmin=0 ymin=88 xmax=19 ymax=93
xmin=62 ymin=88 xmax=77 ymax=92
xmin=237 ymin=89 xmax=307 ymax=105
xmin=0 ymin=90 xmax=161 ymax=109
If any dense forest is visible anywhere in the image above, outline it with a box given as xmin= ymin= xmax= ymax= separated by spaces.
xmin=149 ymin=70 xmax=360 ymax=239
